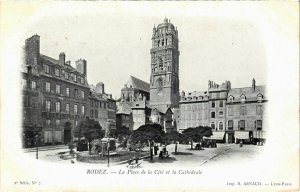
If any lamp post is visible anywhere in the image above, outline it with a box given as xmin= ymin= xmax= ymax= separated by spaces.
xmin=107 ymin=138 xmax=110 ymax=167
xmin=34 ymin=134 xmax=39 ymax=159
xmin=175 ymin=141 xmax=178 ymax=154
xmin=149 ymin=140 xmax=153 ymax=161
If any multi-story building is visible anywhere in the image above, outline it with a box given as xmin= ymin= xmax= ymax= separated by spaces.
xmin=89 ymin=82 xmax=116 ymax=137
xmin=22 ymin=35 xmax=90 ymax=147
xmin=225 ymin=79 xmax=267 ymax=143
xmin=21 ymin=64 xmax=43 ymax=148
xmin=179 ymin=79 xmax=267 ymax=143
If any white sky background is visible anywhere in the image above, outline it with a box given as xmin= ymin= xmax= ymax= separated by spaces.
xmin=22 ymin=2 xmax=268 ymax=98
xmin=1 ymin=2 xmax=299 ymax=191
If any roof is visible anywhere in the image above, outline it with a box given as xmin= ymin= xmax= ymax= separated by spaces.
xmin=40 ymin=54 xmax=78 ymax=73
xmin=228 ymin=85 xmax=267 ymax=102
xmin=181 ymin=91 xmax=209 ymax=103
xmin=116 ymin=102 xmax=132 ymax=115
xmin=126 ymin=76 xmax=150 ymax=93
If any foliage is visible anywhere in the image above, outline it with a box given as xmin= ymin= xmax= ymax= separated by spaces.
xmin=73 ymin=118 xmax=103 ymax=142
xmin=129 ymin=123 xmax=166 ymax=149
xmin=182 ymin=126 xmax=213 ymax=143
xmin=165 ymin=131 xmax=183 ymax=143
xmin=115 ymin=126 xmax=131 ymax=139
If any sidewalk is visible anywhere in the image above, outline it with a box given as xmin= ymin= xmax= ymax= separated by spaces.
xmin=22 ymin=144 xmax=69 ymax=153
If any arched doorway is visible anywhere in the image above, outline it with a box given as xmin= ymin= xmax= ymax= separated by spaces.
xmin=64 ymin=121 xmax=72 ymax=144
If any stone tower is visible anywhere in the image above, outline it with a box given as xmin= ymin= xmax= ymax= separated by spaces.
xmin=149 ymin=18 xmax=180 ymax=110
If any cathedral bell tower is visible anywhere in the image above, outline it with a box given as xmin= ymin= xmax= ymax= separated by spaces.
xmin=149 ymin=18 xmax=180 ymax=111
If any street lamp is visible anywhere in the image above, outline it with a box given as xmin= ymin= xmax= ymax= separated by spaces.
xmin=34 ymin=134 xmax=39 ymax=159
xmin=107 ymin=138 xmax=110 ymax=167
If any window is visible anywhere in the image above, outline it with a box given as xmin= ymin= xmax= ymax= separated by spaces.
xmin=90 ymin=100 xmax=94 ymax=107
xmin=219 ymin=122 xmax=224 ymax=130
xmin=257 ymin=94 xmax=263 ymax=102
xmin=81 ymin=91 xmax=85 ymax=99
xmin=55 ymin=68 xmax=60 ymax=77
xmin=22 ymin=79 xmax=27 ymax=89
xmin=46 ymin=100 xmax=51 ymax=112
xmin=74 ymin=105 xmax=78 ymax=115
xmin=81 ymin=78 xmax=84 ymax=84
xmin=238 ymin=120 xmax=245 ymax=130
xmin=74 ymin=74 xmax=77 ymax=82
xmin=211 ymin=101 xmax=215 ymax=108
xmin=66 ymin=103 xmax=70 ymax=114
xmin=228 ymin=96 xmax=234 ymax=103
xmin=95 ymin=101 xmax=98 ymax=107
xmin=44 ymin=64 xmax=50 ymax=74
xmin=241 ymin=95 xmax=246 ymax=103
xmin=56 ymin=119 xmax=60 ymax=127
xmin=255 ymin=120 xmax=262 ymax=130
xmin=219 ymin=111 xmax=224 ymax=116
xmin=256 ymin=105 xmax=262 ymax=115
xmin=78 ymin=76 xmax=81 ymax=84
xmin=56 ymin=102 xmax=61 ymax=113
xmin=219 ymin=100 xmax=223 ymax=107
xmin=211 ymin=122 xmax=215 ymax=129
xmin=74 ymin=89 xmax=78 ymax=98
xmin=95 ymin=110 xmax=98 ymax=118
xmin=240 ymin=106 xmax=246 ymax=115
xmin=228 ymin=120 xmax=233 ymax=130
xmin=46 ymin=82 xmax=51 ymax=92
xmin=90 ymin=110 xmax=94 ymax=118
xmin=66 ymin=87 xmax=70 ymax=97
xmin=31 ymin=81 xmax=37 ymax=90
xmin=228 ymin=107 xmax=233 ymax=116
xmin=65 ymin=72 xmax=69 ymax=80
xmin=81 ymin=106 xmax=85 ymax=115
xmin=75 ymin=120 xmax=78 ymax=126
xmin=211 ymin=112 xmax=215 ymax=118
xmin=46 ymin=119 xmax=51 ymax=126
xmin=99 ymin=101 xmax=102 ymax=108
xmin=56 ymin=84 xmax=61 ymax=94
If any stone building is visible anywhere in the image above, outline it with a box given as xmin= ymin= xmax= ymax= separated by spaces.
xmin=179 ymin=79 xmax=267 ymax=143
xmin=89 ymin=83 xmax=116 ymax=137
xmin=150 ymin=18 xmax=180 ymax=113
xmin=117 ymin=76 xmax=151 ymax=131
xmin=22 ymin=35 xmax=90 ymax=147
xmin=225 ymin=79 xmax=267 ymax=143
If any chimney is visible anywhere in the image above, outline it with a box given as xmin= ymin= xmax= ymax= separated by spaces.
xmin=75 ymin=59 xmax=87 ymax=76
xmin=59 ymin=52 xmax=65 ymax=66
xmin=252 ymin=78 xmax=256 ymax=91
xmin=96 ymin=82 xmax=105 ymax=94
xmin=25 ymin=34 xmax=40 ymax=66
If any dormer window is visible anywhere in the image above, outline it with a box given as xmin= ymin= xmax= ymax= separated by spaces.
xmin=55 ymin=68 xmax=60 ymax=77
xmin=257 ymin=94 xmax=263 ymax=103
xmin=44 ymin=64 xmax=50 ymax=74
xmin=241 ymin=94 xmax=246 ymax=103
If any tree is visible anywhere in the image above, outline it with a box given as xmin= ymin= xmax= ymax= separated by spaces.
xmin=182 ymin=126 xmax=213 ymax=149
xmin=165 ymin=131 xmax=182 ymax=144
xmin=115 ymin=126 xmax=131 ymax=140
xmin=115 ymin=126 xmax=131 ymax=148
xmin=73 ymin=118 xmax=103 ymax=142
xmin=129 ymin=123 xmax=165 ymax=149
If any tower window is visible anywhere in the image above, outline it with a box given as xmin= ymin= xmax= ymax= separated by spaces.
xmin=162 ymin=39 xmax=164 ymax=46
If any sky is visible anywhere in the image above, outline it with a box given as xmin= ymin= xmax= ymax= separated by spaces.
xmin=22 ymin=2 xmax=268 ymax=99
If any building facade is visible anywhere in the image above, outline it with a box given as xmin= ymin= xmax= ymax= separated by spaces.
xmin=149 ymin=18 xmax=180 ymax=111
xmin=179 ymin=79 xmax=267 ymax=143
xmin=22 ymin=35 xmax=90 ymax=147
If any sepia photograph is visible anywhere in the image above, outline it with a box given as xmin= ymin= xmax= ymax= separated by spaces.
xmin=0 ymin=1 xmax=299 ymax=191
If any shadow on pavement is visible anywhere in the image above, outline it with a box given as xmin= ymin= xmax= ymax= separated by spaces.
xmin=144 ymin=157 xmax=177 ymax=163
xmin=171 ymin=152 xmax=193 ymax=155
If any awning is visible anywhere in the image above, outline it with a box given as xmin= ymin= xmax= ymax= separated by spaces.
xmin=235 ymin=131 xmax=249 ymax=139
xmin=253 ymin=131 xmax=266 ymax=139
xmin=204 ymin=131 xmax=225 ymax=140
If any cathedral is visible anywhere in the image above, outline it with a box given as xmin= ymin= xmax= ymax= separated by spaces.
xmin=117 ymin=18 xmax=179 ymax=132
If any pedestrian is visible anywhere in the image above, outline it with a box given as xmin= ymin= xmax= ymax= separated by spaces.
xmin=159 ymin=151 xmax=163 ymax=159
xmin=154 ymin=144 xmax=158 ymax=155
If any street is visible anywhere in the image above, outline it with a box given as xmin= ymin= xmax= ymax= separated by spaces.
xmin=23 ymin=143 xmax=264 ymax=167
